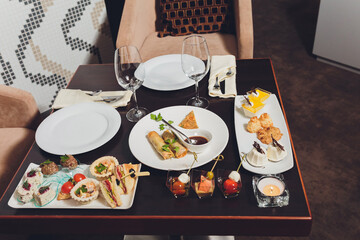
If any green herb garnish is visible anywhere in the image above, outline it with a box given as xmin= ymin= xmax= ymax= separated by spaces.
xmin=162 ymin=144 xmax=171 ymax=152
xmin=22 ymin=180 xmax=31 ymax=190
xmin=68 ymin=177 xmax=76 ymax=185
xmin=60 ymin=154 xmax=70 ymax=163
xmin=174 ymin=146 xmax=180 ymax=153
xmin=27 ymin=170 xmax=36 ymax=177
xmin=165 ymin=138 xmax=176 ymax=144
xmin=40 ymin=159 xmax=53 ymax=167
xmin=95 ymin=163 xmax=107 ymax=173
xmin=39 ymin=186 xmax=50 ymax=194
xmin=151 ymin=113 xmax=174 ymax=131
xmin=75 ymin=184 xmax=87 ymax=195
xmin=150 ymin=113 xmax=162 ymax=122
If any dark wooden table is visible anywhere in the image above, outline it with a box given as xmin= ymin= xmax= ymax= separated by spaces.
xmin=0 ymin=59 xmax=312 ymax=236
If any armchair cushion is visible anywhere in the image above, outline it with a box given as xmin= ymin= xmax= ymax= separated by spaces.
xmin=0 ymin=85 xmax=40 ymax=197
xmin=0 ymin=85 xmax=40 ymax=130
xmin=140 ymin=32 xmax=237 ymax=61
xmin=0 ymin=128 xmax=35 ymax=195
xmin=158 ymin=0 xmax=233 ymax=37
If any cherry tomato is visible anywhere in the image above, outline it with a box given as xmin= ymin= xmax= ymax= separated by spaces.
xmin=61 ymin=181 xmax=74 ymax=194
xmin=223 ymin=179 xmax=238 ymax=195
xmin=73 ymin=173 xmax=86 ymax=183
xmin=172 ymin=180 xmax=186 ymax=195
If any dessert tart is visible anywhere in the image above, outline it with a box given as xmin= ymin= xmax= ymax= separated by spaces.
xmin=247 ymin=142 xmax=268 ymax=167
xmin=90 ymin=156 xmax=119 ymax=180
xmin=267 ymin=138 xmax=287 ymax=162
xmin=247 ymin=88 xmax=271 ymax=102
xmin=241 ymin=96 xmax=264 ymax=118
xmin=70 ymin=178 xmax=99 ymax=204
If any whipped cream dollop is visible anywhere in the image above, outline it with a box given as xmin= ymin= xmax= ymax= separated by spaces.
xmin=251 ymin=91 xmax=259 ymax=97
xmin=228 ymin=171 xmax=240 ymax=182
xmin=178 ymin=173 xmax=190 ymax=184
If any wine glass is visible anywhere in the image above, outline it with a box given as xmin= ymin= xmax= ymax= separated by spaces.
xmin=181 ymin=35 xmax=211 ymax=108
xmin=114 ymin=46 xmax=148 ymax=122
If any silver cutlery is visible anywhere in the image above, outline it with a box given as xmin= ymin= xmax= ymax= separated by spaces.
xmin=213 ymin=67 xmax=235 ymax=91
xmin=221 ymin=67 xmax=235 ymax=81
xmin=213 ymin=75 xmax=220 ymax=89
xmin=85 ymin=90 xmax=102 ymax=96
xmin=94 ymin=96 xmax=123 ymax=103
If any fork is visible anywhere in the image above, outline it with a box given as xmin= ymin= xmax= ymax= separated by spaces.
xmin=213 ymin=75 xmax=220 ymax=89
xmin=85 ymin=90 xmax=102 ymax=96
xmin=94 ymin=96 xmax=123 ymax=103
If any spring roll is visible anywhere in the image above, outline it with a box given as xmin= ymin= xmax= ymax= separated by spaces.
xmin=147 ymin=131 xmax=175 ymax=159
xmin=162 ymin=130 xmax=188 ymax=158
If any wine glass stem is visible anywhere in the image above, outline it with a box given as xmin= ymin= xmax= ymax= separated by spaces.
xmin=195 ymin=80 xmax=200 ymax=102
xmin=132 ymin=90 xmax=139 ymax=111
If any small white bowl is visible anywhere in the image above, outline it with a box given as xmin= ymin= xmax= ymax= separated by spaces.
xmin=174 ymin=128 xmax=212 ymax=153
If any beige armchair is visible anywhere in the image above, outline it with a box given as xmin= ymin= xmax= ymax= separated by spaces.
xmin=0 ymin=85 xmax=40 ymax=196
xmin=116 ymin=0 xmax=253 ymax=61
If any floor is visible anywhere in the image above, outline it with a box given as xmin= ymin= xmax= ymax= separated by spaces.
xmin=1 ymin=0 xmax=359 ymax=239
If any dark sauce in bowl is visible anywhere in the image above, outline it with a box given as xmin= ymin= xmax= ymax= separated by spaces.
xmin=185 ymin=136 xmax=208 ymax=145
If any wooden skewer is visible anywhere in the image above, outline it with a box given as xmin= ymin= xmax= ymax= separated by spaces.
xmin=236 ymin=153 xmax=246 ymax=172
xmin=210 ymin=155 xmax=224 ymax=173
xmin=120 ymin=171 xmax=150 ymax=180
xmin=186 ymin=152 xmax=198 ymax=175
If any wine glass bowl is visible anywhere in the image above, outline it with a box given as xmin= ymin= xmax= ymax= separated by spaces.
xmin=181 ymin=35 xmax=210 ymax=108
xmin=114 ymin=46 xmax=148 ymax=122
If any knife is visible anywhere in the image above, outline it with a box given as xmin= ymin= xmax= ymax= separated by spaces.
xmin=101 ymin=95 xmax=123 ymax=100
xmin=220 ymin=80 xmax=225 ymax=94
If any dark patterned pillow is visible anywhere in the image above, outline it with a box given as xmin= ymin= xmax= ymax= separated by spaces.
xmin=158 ymin=0 xmax=233 ymax=37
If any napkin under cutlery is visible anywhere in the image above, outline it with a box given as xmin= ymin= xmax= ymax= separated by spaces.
xmin=208 ymin=55 xmax=237 ymax=98
xmin=52 ymin=89 xmax=133 ymax=109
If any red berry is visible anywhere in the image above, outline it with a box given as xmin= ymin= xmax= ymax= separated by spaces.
xmin=223 ymin=179 xmax=238 ymax=195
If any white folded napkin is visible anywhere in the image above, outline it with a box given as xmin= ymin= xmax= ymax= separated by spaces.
xmin=52 ymin=89 xmax=133 ymax=109
xmin=208 ymin=55 xmax=237 ymax=98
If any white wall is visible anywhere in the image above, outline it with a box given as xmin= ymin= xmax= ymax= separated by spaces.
xmin=0 ymin=0 xmax=113 ymax=112
xmin=313 ymin=0 xmax=360 ymax=71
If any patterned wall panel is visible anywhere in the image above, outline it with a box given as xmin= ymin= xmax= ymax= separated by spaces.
xmin=0 ymin=0 xmax=113 ymax=112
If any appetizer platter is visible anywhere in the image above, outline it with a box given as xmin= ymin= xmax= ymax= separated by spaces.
xmin=129 ymin=106 xmax=229 ymax=170
xmin=8 ymin=160 xmax=142 ymax=209
xmin=143 ymin=54 xmax=199 ymax=91
xmin=234 ymin=93 xmax=294 ymax=174
xmin=35 ymin=102 xmax=121 ymax=155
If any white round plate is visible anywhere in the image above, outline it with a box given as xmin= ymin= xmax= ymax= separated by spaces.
xmin=143 ymin=54 xmax=198 ymax=91
xmin=129 ymin=106 xmax=229 ymax=170
xmin=35 ymin=102 xmax=121 ymax=155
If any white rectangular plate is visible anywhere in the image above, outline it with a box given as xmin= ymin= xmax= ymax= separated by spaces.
xmin=234 ymin=94 xmax=294 ymax=174
xmin=8 ymin=163 xmax=140 ymax=209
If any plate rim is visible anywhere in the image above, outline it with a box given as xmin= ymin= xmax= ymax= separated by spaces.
xmin=128 ymin=105 xmax=229 ymax=171
xmin=234 ymin=94 xmax=294 ymax=174
xmin=35 ymin=102 xmax=121 ymax=155
xmin=143 ymin=54 xmax=200 ymax=91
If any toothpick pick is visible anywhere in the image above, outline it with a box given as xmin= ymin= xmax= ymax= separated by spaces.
xmin=236 ymin=153 xmax=246 ymax=172
xmin=186 ymin=152 xmax=198 ymax=175
xmin=120 ymin=171 xmax=150 ymax=180
xmin=210 ymin=155 xmax=224 ymax=173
